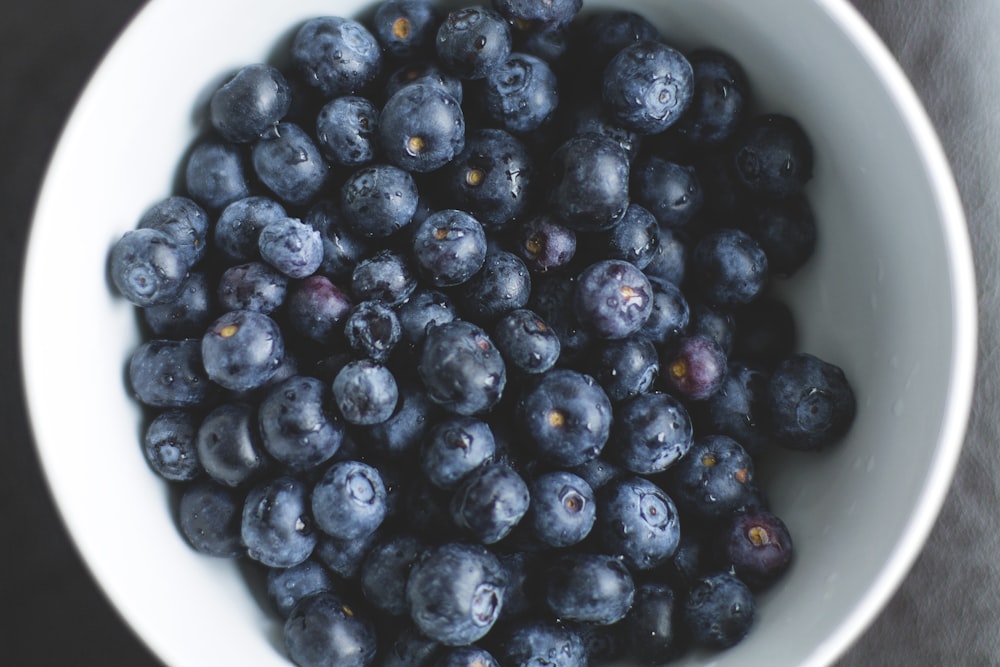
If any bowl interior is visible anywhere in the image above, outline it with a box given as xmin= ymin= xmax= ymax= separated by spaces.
xmin=21 ymin=0 xmax=975 ymax=666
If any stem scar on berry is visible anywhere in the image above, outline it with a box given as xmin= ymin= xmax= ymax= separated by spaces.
xmin=392 ymin=17 xmax=411 ymax=40
xmin=218 ymin=323 xmax=239 ymax=338
xmin=407 ymin=136 xmax=426 ymax=155
xmin=548 ymin=409 xmax=566 ymax=428
xmin=465 ymin=167 xmax=485 ymax=186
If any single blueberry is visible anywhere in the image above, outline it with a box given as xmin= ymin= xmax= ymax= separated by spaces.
xmin=665 ymin=434 xmax=759 ymax=520
xmin=740 ymin=194 xmax=818 ymax=278
xmin=457 ymin=250 xmax=532 ymax=325
xmin=285 ymin=275 xmax=353 ymax=344
xmin=482 ymin=52 xmax=558 ymax=134
xmin=491 ymin=308 xmax=561 ymax=375
xmin=690 ymin=228 xmax=769 ymax=307
xmin=411 ymin=209 xmax=488 ymax=287
xmin=201 ymin=310 xmax=284 ymax=393
xmin=252 ymin=122 xmax=329 ymax=207
xmin=257 ymin=216 xmax=324 ymax=279
xmin=543 ymin=552 xmax=635 ymax=625
xmin=184 ymin=137 xmax=251 ymax=211
xmin=662 ymin=333 xmax=728 ymax=402
xmin=602 ymin=41 xmax=694 ymax=135
xmin=731 ymin=113 xmax=814 ymax=199
xmin=672 ymin=48 xmax=751 ymax=147
xmin=214 ymin=195 xmax=288 ymax=263
xmin=611 ymin=392 xmax=693 ymax=475
xmin=242 ymin=476 xmax=316 ymax=568
xmin=372 ymin=0 xmax=441 ymax=59
xmin=196 ymin=401 xmax=269 ymax=488
xmin=379 ymin=84 xmax=466 ymax=172
xmin=283 ymin=592 xmax=377 ymax=667
xmin=580 ymin=10 xmax=661 ymax=71
xmin=312 ymin=459 xmax=387 ymax=540
xmin=548 ymin=134 xmax=629 ymax=232
xmin=266 ymin=559 xmax=335 ymax=618
xmin=360 ymin=533 xmax=425 ymax=616
xmin=715 ymin=507 xmax=794 ymax=590
xmin=177 ymin=478 xmax=244 ymax=558
xmin=258 ymin=375 xmax=344 ymax=472
xmin=351 ymin=249 xmax=418 ymax=305
xmin=210 ymin=63 xmax=292 ymax=143
xmin=683 ymin=572 xmax=755 ymax=649
xmin=315 ymin=95 xmax=379 ymax=167
xmin=632 ymin=156 xmax=703 ymax=228
xmin=291 ymin=16 xmax=383 ymax=98
xmin=143 ymin=409 xmax=201 ymax=482
xmin=701 ymin=362 xmax=773 ymax=456
xmin=514 ymin=213 xmax=576 ymax=274
xmin=596 ymin=476 xmax=681 ymax=570
xmin=450 ymin=461 xmax=530 ymax=544
xmin=332 ymin=359 xmax=399 ymax=425
xmin=767 ymin=353 xmax=856 ymax=451
xmin=128 ymin=338 xmax=212 ymax=408
xmin=573 ymin=259 xmax=654 ymax=340
xmin=421 ymin=416 xmax=496 ymax=490
xmin=493 ymin=0 xmax=581 ymax=29
xmin=643 ymin=225 xmax=689 ymax=286
xmin=136 ymin=195 xmax=210 ymax=267
xmin=642 ymin=276 xmax=690 ymax=346
xmin=526 ymin=471 xmax=595 ymax=548
xmin=344 ymin=300 xmax=402 ymax=362
xmin=598 ymin=203 xmax=659 ymax=270
xmin=109 ymin=228 xmax=190 ymax=307
xmin=341 ymin=164 xmax=420 ymax=239
xmin=496 ymin=620 xmax=587 ymax=667
xmin=216 ymin=262 xmax=287 ymax=315
xmin=418 ymin=319 xmax=507 ymax=416
xmin=397 ymin=288 xmax=459 ymax=351
xmin=621 ymin=582 xmax=684 ymax=664
xmin=688 ymin=301 xmax=736 ymax=358
xmin=435 ymin=7 xmax=512 ymax=80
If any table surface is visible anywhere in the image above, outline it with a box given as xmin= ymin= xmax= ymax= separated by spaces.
xmin=3 ymin=1 xmax=998 ymax=665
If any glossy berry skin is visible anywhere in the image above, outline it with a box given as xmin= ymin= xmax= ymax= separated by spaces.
xmin=143 ymin=409 xmax=201 ymax=482
xmin=110 ymin=228 xmax=190 ymax=307
xmin=397 ymin=289 xmax=458 ymax=350
xmin=435 ymin=128 xmax=534 ymax=229
xmin=136 ymin=195 xmax=209 ymax=267
xmin=380 ymin=84 xmax=465 ymax=173
xmin=344 ymin=301 xmax=400 ymax=363
xmin=457 ymin=251 xmax=532 ymax=324
xmin=596 ymin=476 xmax=681 ymax=570
xmin=574 ymin=259 xmax=654 ymax=340
xmin=494 ymin=0 xmax=581 ymax=29
xmin=412 ymin=209 xmax=488 ymax=287
xmin=201 ymin=310 xmax=284 ymax=392
xmin=421 ymin=416 xmax=497 ymax=490
xmin=483 ymin=53 xmax=558 ymax=133
xmin=332 ymin=360 xmax=399 ymax=425
xmin=372 ymin=0 xmax=441 ymax=59
xmin=210 ymin=64 xmax=291 ymax=143
xmin=642 ymin=276 xmax=690 ymax=346
xmin=581 ymin=10 xmax=661 ymax=70
xmin=767 ymin=353 xmax=856 ymax=451
xmin=128 ymin=339 xmax=211 ymax=408
xmin=419 ymin=320 xmax=507 ymax=416
xmin=600 ymin=203 xmax=659 ymax=270
xmin=666 ymin=435 xmax=758 ymax=520
xmin=257 ymin=216 xmax=323 ymax=279
xmin=406 ymin=542 xmax=507 ymax=646
xmin=716 ymin=508 xmax=794 ymax=590
xmin=291 ymin=17 xmax=382 ymax=98
xmin=514 ymin=214 xmax=576 ymax=273
xmin=214 ymin=195 xmax=287 ymax=263
xmin=602 ymin=40 xmax=694 ymax=135
xmin=312 ymin=460 xmax=387 ymax=540
xmin=683 ymin=572 xmax=755 ymax=649
xmin=691 ymin=228 xmax=769 ymax=307
xmin=644 ymin=225 xmax=688 ymax=287
xmin=266 ymin=559 xmax=335 ymax=618
xmin=258 ymin=375 xmax=344 ymax=472
xmin=662 ymin=334 xmax=727 ymax=402
xmin=450 ymin=461 xmax=530 ymax=544
xmin=672 ymin=49 xmax=750 ymax=147
xmin=517 ymin=369 xmax=612 ymax=467
xmin=526 ymin=471 xmax=595 ymax=547
xmin=492 ymin=308 xmax=560 ymax=375
xmin=632 ymin=156 xmax=703 ymax=229
xmin=432 ymin=646 xmax=500 ymax=667
xmin=184 ymin=138 xmax=250 ymax=211
xmin=688 ymin=302 xmax=736 ymax=358
xmin=351 ymin=249 xmax=418 ymax=305
xmin=360 ymin=533 xmax=425 ymax=616
xmin=590 ymin=336 xmax=659 ymax=403
xmin=567 ymin=99 xmax=643 ymax=164
xmin=242 ymin=476 xmax=316 ymax=568
xmin=435 ymin=7 xmax=512 ymax=80
xmin=544 ymin=553 xmax=635 ymax=625
xmin=305 ymin=199 xmax=371 ymax=280
xmin=252 ymin=122 xmax=329 ymax=207
xmin=285 ymin=275 xmax=353 ymax=345
xmin=496 ymin=620 xmax=587 ymax=667
xmin=216 ymin=262 xmax=286 ymax=315
xmin=341 ymin=163 xmax=419 ymax=239
xmin=385 ymin=60 xmax=464 ymax=104
xmin=741 ymin=195 xmax=817 ymax=278
xmin=283 ymin=592 xmax=377 ymax=667
xmin=315 ymin=95 xmax=379 ymax=167
xmin=611 ymin=392 xmax=693 ymax=475
xmin=177 ymin=479 xmax=244 ymax=558
xmin=548 ymin=134 xmax=629 ymax=232
xmin=701 ymin=362 xmax=772 ymax=456
xmin=732 ymin=113 xmax=814 ymax=199
xmin=622 ymin=582 xmax=683 ymax=664
xmin=196 ymin=401 xmax=269 ymax=488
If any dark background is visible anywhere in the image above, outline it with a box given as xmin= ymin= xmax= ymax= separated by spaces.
xmin=3 ymin=1 xmax=998 ymax=664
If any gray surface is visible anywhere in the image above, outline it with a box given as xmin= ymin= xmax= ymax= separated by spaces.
xmin=2 ymin=1 xmax=996 ymax=665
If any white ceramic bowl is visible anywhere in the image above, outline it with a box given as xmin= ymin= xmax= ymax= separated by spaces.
xmin=21 ymin=0 xmax=976 ymax=665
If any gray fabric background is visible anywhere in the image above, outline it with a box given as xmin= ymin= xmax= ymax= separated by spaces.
xmin=2 ymin=1 xmax=997 ymax=664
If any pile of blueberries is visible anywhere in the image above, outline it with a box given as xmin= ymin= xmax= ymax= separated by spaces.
xmin=108 ymin=1 xmax=857 ymax=665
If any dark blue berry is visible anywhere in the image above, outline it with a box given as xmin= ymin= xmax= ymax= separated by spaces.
xmin=242 ymin=476 xmax=316 ymax=568
xmin=431 ymin=646 xmax=500 ymax=667
xmin=372 ymin=0 xmax=441 ymax=59
xmin=266 ymin=559 xmax=335 ymax=618
xmin=599 ymin=203 xmax=659 ymax=269
xmin=632 ymin=156 xmax=703 ymax=228
xmin=312 ymin=460 xmax=387 ymax=539
xmin=741 ymin=194 xmax=817 ymax=278
xmin=683 ymin=572 xmax=755 ymax=649
xmin=731 ymin=113 xmax=814 ymax=199
xmin=252 ymin=122 xmax=329 ymax=207
xmin=543 ymin=552 xmax=635 ymax=625
xmin=332 ymin=359 xmax=399 ymax=425
xmin=494 ymin=0 xmax=581 ymax=29
xmin=701 ymin=362 xmax=772 ymax=456
xmin=291 ymin=17 xmax=383 ymax=98
xmin=458 ymin=250 xmax=532 ymax=325
xmin=128 ymin=338 xmax=212 ymax=408
xmin=341 ymin=163 xmax=421 ymax=239
xmin=351 ymin=249 xmax=418 ymax=305
xmin=184 ymin=137 xmax=250 ymax=211
xmin=109 ymin=228 xmax=191 ymax=307
xmin=304 ymin=199 xmax=371 ymax=280
xmin=257 ymin=216 xmax=324 ymax=279
xmin=210 ymin=64 xmax=292 ymax=143
xmin=421 ymin=416 xmax=497 ymax=490
xmin=397 ymin=288 xmax=458 ymax=350
xmin=672 ymin=48 xmax=750 ymax=147
xmin=344 ymin=300 xmax=402 ymax=362
xmin=580 ymin=10 xmax=661 ymax=71
xmin=359 ymin=378 xmax=439 ymax=459
xmin=217 ymin=262 xmax=287 ymax=314
xmin=574 ymin=259 xmax=653 ymax=339
xmin=641 ymin=276 xmax=690 ymax=346
xmin=418 ymin=319 xmax=507 ymax=416
xmin=526 ymin=470 xmax=595 ymax=547
xmin=283 ymin=592 xmax=377 ymax=667
xmin=514 ymin=213 xmax=576 ymax=273
xmin=201 ymin=310 xmax=284 ymax=392
xmin=143 ymin=409 xmax=201 ymax=482
xmin=527 ymin=273 xmax=593 ymax=362
xmin=435 ymin=7 xmax=512 ymax=80
xmin=611 ymin=391 xmax=693 ymax=475
xmin=384 ymin=60 xmax=464 ymax=104
xmin=196 ymin=401 xmax=269 ymax=488
xmin=716 ymin=508 xmax=793 ymax=590
xmin=136 ymin=195 xmax=209 ymax=267
xmin=566 ymin=98 xmax=643 ymax=163
xmin=177 ymin=478 xmax=244 ymax=558
xmin=380 ymin=84 xmax=466 ymax=172
xmin=360 ymin=533 xmax=425 ymax=616
xmin=767 ymin=353 xmax=856 ymax=451
xmin=496 ymin=620 xmax=586 ymax=667
xmin=450 ymin=461 xmax=530 ymax=544
xmin=596 ymin=476 xmax=681 ymax=570
xmin=214 ymin=195 xmax=288 ymax=263
xmin=688 ymin=301 xmax=736 ymax=358
xmin=285 ymin=275 xmax=353 ymax=344
xmin=548 ymin=134 xmax=629 ymax=232
xmin=412 ymin=209 xmax=488 ymax=287
xmin=380 ymin=625 xmax=443 ymax=667
xmin=589 ymin=335 xmax=659 ymax=403
xmin=491 ymin=308 xmax=560 ymax=375
xmin=622 ymin=582 xmax=683 ymax=664
xmin=258 ymin=375 xmax=344 ymax=472
xmin=691 ymin=227 xmax=769 ymax=307
xmin=482 ymin=52 xmax=558 ymax=133
xmin=665 ymin=435 xmax=758 ymax=520
xmin=316 ymin=95 xmax=379 ymax=167
xmin=643 ymin=225 xmax=689 ymax=286
xmin=602 ymin=40 xmax=694 ymax=135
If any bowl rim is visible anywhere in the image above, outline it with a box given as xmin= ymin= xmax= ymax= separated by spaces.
xmin=18 ymin=0 xmax=978 ymax=665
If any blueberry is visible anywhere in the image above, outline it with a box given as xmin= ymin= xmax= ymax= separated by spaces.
xmin=435 ymin=7 xmax=512 ymax=80
xmin=283 ymin=592 xmax=377 ymax=667
xmin=201 ymin=310 xmax=284 ymax=392
xmin=701 ymin=362 xmax=772 ymax=456
xmin=384 ymin=60 xmax=464 ymax=104
xmin=716 ymin=508 xmax=794 ymax=590
xmin=266 ymin=559 xmax=336 ymax=618
xmin=494 ymin=0 xmax=581 ymax=30
xmin=332 ymin=359 xmax=399 ymax=425
xmin=372 ymin=0 xmax=441 ymax=59
xmin=515 ymin=369 xmax=611 ymax=467
xmin=291 ymin=17 xmax=382 ymax=98
xmin=513 ymin=213 xmax=576 ymax=274
xmin=285 ymin=275 xmax=353 ymax=344
xmin=612 ymin=392 xmax=693 ymax=475
xmin=548 ymin=133 xmax=629 ymax=232
xmin=526 ymin=471 xmax=595 ymax=547
xmin=491 ymin=308 xmax=560 ymax=375
xmin=142 ymin=271 xmax=215 ymax=339
xmin=128 ymin=338 xmax=212 ymax=408
xmin=143 ymin=409 xmax=201 ymax=482
xmin=258 ymin=375 xmax=344 ymax=472
xmin=344 ymin=300 xmax=402 ymax=362
xmin=741 ymin=194 xmax=818 ymax=278
xmin=257 ymin=216 xmax=324 ymax=279
xmin=566 ymin=98 xmax=643 ymax=164
xmin=351 ymin=249 xmax=418 ymax=305
xmin=662 ymin=334 xmax=728 ymax=402
xmin=642 ymin=276 xmax=690 ymax=346
xmin=359 ymin=532 xmax=425 ymax=616
xmin=312 ymin=459 xmax=387 ymax=540
xmin=252 ymin=122 xmax=329 ymax=207
xmin=217 ymin=262 xmax=287 ymax=314
xmin=596 ymin=476 xmax=681 ymax=570
xmin=210 ymin=64 xmax=292 ymax=143
xmin=731 ymin=113 xmax=814 ymax=199
xmin=513 ymin=25 xmax=571 ymax=65
xmin=418 ymin=320 xmax=507 ymax=416
xmin=482 ymin=52 xmax=558 ymax=134
xmin=315 ymin=95 xmax=379 ymax=167
xmin=434 ymin=128 xmax=534 ymax=230
xmin=688 ymin=301 xmax=736 ymax=358
xmin=109 ymin=228 xmax=191 ymax=307
xmin=421 ymin=416 xmax=496 ymax=490
xmin=672 ymin=49 xmax=751 ymax=147
xmin=543 ymin=552 xmax=635 ymax=625
xmin=397 ymin=288 xmax=458 ymax=350
xmin=406 ymin=542 xmax=507 ymax=645
xmin=598 ymin=203 xmax=659 ymax=269
xmin=643 ymin=225 xmax=689 ymax=286
xmin=380 ymin=84 xmax=466 ymax=173
xmin=588 ymin=335 xmax=659 ymax=403
xmin=196 ymin=401 xmax=269 ymax=488
xmin=574 ymin=259 xmax=653 ymax=340
xmin=314 ymin=528 xmax=384 ymax=580
xmin=496 ymin=620 xmax=586 ymax=667
xmin=580 ymin=10 xmax=661 ymax=71
xmin=602 ymin=40 xmax=694 ymax=135
xmin=450 ymin=461 xmax=530 ymax=544
xmin=622 ymin=582 xmax=684 ymax=664
xmin=457 ymin=250 xmax=532 ymax=325
xmin=177 ymin=478 xmax=244 ymax=558
xmin=665 ymin=435 xmax=758 ymax=520
xmin=304 ymin=199 xmax=371 ymax=280
xmin=412 ymin=209 xmax=488 ymax=287
xmin=341 ymin=164 xmax=420 ymax=239
xmin=683 ymin=572 xmax=755 ymax=649
xmin=242 ymin=476 xmax=316 ymax=568
xmin=359 ymin=378 xmax=439 ymax=459
xmin=495 ymin=550 xmax=537 ymax=621
xmin=767 ymin=353 xmax=856 ymax=451
xmin=431 ymin=646 xmax=500 ymax=667
xmin=214 ymin=195 xmax=288 ymax=263
xmin=136 ymin=195 xmax=210 ymax=267
xmin=184 ymin=137 xmax=251 ymax=211
xmin=632 ymin=156 xmax=703 ymax=228
xmin=691 ymin=228 xmax=769 ymax=307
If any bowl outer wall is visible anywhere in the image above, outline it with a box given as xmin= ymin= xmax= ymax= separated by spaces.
xmin=19 ymin=1 xmax=976 ymax=667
